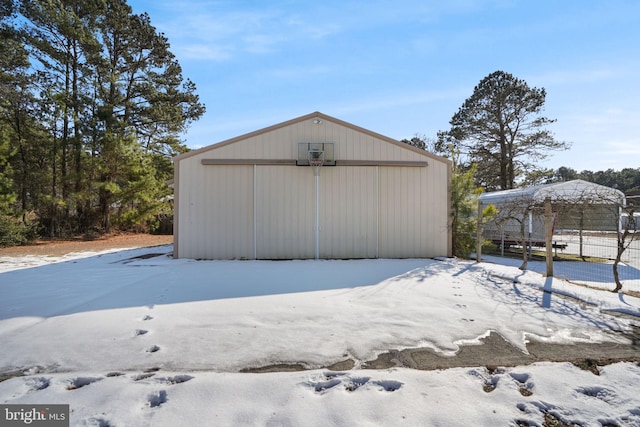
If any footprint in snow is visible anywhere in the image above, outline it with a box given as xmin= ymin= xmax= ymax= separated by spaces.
xmin=142 ymin=315 xmax=153 ymax=321
xmin=134 ymin=329 xmax=148 ymax=336
xmin=3 ymin=376 xmax=50 ymax=401
xmin=146 ymin=345 xmax=160 ymax=353
xmin=468 ymin=367 xmax=504 ymax=393
xmin=305 ymin=372 xmax=401 ymax=394
xmin=373 ymin=380 xmax=403 ymax=392
xmin=86 ymin=417 xmax=114 ymax=427
xmin=312 ymin=378 xmax=341 ymax=394
xmin=345 ymin=377 xmax=370 ymax=392
xmin=133 ymin=373 xmax=193 ymax=385
xmin=575 ymin=386 xmax=618 ymax=403
xmin=20 ymin=377 xmax=50 ymax=394
xmin=147 ymin=390 xmax=168 ymax=408
xmin=155 ymin=375 xmax=193 ymax=385
xmin=66 ymin=377 xmax=103 ymax=390
xmin=133 ymin=373 xmax=156 ymax=381
xmin=510 ymin=372 xmax=535 ymax=397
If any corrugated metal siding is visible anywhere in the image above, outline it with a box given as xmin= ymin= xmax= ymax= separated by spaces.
xmin=175 ymin=113 xmax=451 ymax=260
xmin=319 ymin=166 xmax=377 ymax=258
xmin=255 ymin=166 xmax=315 ymax=259
xmin=186 ymin=119 xmax=435 ymax=164
xmin=178 ymin=163 xmax=254 ymax=259
xmin=429 ymin=160 xmax=451 ymax=257
xmin=378 ymin=164 xmax=449 ymax=258
xmin=379 ymin=167 xmax=411 ymax=257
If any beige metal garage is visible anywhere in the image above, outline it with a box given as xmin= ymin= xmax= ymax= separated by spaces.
xmin=172 ymin=112 xmax=451 ymax=259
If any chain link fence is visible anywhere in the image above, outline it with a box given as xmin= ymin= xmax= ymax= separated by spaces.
xmin=476 ymin=183 xmax=640 ymax=293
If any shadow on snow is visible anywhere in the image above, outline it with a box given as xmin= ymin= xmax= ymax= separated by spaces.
xmin=0 ymin=246 xmax=436 ymax=320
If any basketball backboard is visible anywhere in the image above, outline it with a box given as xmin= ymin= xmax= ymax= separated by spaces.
xmin=296 ymin=142 xmax=336 ymax=166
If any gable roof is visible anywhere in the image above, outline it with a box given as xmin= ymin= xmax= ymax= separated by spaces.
xmin=174 ymin=111 xmax=450 ymax=165
xmin=479 ymin=179 xmax=626 ymax=205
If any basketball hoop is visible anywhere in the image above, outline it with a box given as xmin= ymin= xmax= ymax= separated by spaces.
xmin=308 ymin=149 xmax=324 ymax=176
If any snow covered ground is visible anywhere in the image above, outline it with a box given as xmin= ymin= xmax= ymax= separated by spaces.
xmin=481 ymin=254 xmax=640 ymax=294
xmin=1 ymin=246 xmax=639 ymax=426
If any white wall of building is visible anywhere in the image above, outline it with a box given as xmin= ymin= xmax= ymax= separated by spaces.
xmin=174 ymin=112 xmax=451 ymax=259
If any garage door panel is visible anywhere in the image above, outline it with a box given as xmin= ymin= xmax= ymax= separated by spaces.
xmin=256 ymin=166 xmax=315 ymax=259
xmin=319 ymin=167 xmax=377 ymax=258
xmin=179 ymin=165 xmax=254 ymax=259
xmin=379 ymin=167 xmax=428 ymax=258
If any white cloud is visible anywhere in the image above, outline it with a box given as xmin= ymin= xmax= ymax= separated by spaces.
xmin=268 ymin=65 xmax=335 ymax=79
xmin=565 ymin=108 xmax=639 ymax=132
xmin=148 ymin=0 xmax=491 ymax=62
xmin=147 ymin=2 xmax=347 ymax=62
xmin=178 ymin=44 xmax=233 ymax=60
xmin=548 ymin=106 xmax=640 ymax=171
xmin=331 ymin=87 xmax=468 ymax=116
xmin=242 ymin=33 xmax=285 ymax=54
xmin=302 ymin=23 xmax=342 ymax=40
xmin=533 ymin=67 xmax=620 ymax=87
xmin=608 ymin=140 xmax=640 ymax=157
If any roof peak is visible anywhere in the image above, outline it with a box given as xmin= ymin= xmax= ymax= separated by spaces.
xmin=174 ymin=111 xmax=450 ymax=165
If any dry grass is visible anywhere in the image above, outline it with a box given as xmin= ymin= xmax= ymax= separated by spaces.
xmin=0 ymin=233 xmax=172 ymax=257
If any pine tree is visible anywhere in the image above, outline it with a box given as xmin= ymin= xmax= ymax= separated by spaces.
xmin=438 ymin=71 xmax=569 ymax=191
xmin=4 ymin=0 xmax=205 ymax=237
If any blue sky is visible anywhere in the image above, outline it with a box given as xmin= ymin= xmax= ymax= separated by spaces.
xmin=129 ymin=0 xmax=639 ymax=172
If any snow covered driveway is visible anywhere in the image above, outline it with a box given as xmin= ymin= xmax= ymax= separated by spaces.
xmin=1 ymin=247 xmax=640 ymax=426
xmin=1 ymin=247 xmax=635 ymax=372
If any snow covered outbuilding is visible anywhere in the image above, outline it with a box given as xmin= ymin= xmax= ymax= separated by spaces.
xmin=172 ymin=112 xmax=452 ymax=260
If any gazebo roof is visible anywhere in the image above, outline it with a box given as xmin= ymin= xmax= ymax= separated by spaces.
xmin=479 ymin=179 xmax=625 ymax=205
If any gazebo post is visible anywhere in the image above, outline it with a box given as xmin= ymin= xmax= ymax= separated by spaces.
xmin=544 ymin=197 xmax=553 ymax=277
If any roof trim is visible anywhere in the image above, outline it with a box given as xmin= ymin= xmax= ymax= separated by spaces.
xmin=200 ymin=159 xmax=429 ymax=167
xmin=336 ymin=160 xmax=428 ymax=167
xmin=174 ymin=111 xmax=451 ymax=166
xmin=201 ymin=159 xmax=296 ymax=165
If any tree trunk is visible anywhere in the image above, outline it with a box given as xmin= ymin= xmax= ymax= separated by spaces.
xmin=612 ymin=258 xmax=622 ymax=293
xmin=61 ymin=56 xmax=71 ymax=223
xmin=72 ymin=41 xmax=86 ymax=233
xmin=50 ymin=131 xmax=58 ymax=238
xmin=499 ymin=137 xmax=508 ymax=190
xmin=13 ymin=109 xmax=29 ymax=223
xmin=612 ymin=223 xmax=632 ymax=293
xmin=100 ymin=186 xmax=111 ymax=234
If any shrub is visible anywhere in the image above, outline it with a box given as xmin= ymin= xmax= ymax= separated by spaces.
xmin=0 ymin=215 xmax=36 ymax=247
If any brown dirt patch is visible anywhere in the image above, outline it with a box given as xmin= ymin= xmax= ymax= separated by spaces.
xmin=0 ymin=234 xmax=172 ymax=257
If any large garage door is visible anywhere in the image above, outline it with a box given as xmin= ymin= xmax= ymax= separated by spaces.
xmin=248 ymin=164 xmax=436 ymax=259
xmin=319 ymin=166 xmax=377 ymax=258
xmin=255 ymin=166 xmax=315 ymax=259
xmin=378 ymin=166 xmax=431 ymax=258
xmin=178 ymin=165 xmax=254 ymax=260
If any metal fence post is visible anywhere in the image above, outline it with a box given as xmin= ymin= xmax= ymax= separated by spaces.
xmin=545 ymin=197 xmax=553 ymax=277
